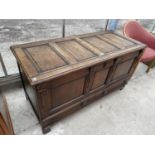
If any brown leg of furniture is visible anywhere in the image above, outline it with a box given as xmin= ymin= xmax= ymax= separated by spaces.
xmin=120 ymin=81 xmax=127 ymax=90
xmin=41 ymin=121 xmax=51 ymax=134
xmin=146 ymin=60 xmax=154 ymax=73
xmin=42 ymin=126 xmax=51 ymax=134
xmin=120 ymin=85 xmax=125 ymax=90
xmin=81 ymin=101 xmax=88 ymax=107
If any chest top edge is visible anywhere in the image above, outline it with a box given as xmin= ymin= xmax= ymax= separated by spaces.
xmin=10 ymin=31 xmax=146 ymax=86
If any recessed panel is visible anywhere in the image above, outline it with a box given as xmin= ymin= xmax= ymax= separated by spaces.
xmin=112 ymin=59 xmax=134 ymax=80
xmin=102 ymin=33 xmax=134 ymax=47
xmin=25 ymin=45 xmax=66 ymax=72
xmin=51 ymin=77 xmax=85 ymax=107
xmin=83 ymin=36 xmax=118 ymax=53
xmin=57 ymin=40 xmax=95 ymax=61
xmin=92 ymin=68 xmax=109 ymax=89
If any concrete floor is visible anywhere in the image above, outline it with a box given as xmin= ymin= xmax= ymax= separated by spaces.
xmin=2 ymin=63 xmax=155 ymax=135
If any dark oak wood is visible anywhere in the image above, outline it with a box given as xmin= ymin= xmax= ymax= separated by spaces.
xmin=11 ymin=31 xmax=146 ymax=134
xmin=0 ymin=92 xmax=14 ymax=135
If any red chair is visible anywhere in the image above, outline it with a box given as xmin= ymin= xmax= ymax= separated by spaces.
xmin=123 ymin=20 xmax=155 ymax=73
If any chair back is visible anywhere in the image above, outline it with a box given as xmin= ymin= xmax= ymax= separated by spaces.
xmin=123 ymin=20 xmax=151 ymax=45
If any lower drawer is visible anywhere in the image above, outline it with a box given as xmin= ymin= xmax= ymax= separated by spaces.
xmin=42 ymin=98 xmax=84 ymax=127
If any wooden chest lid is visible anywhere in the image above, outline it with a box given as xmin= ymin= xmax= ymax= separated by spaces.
xmin=11 ymin=32 xmax=146 ymax=85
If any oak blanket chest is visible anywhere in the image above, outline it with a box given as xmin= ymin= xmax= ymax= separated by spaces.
xmin=11 ymin=32 xmax=145 ymax=134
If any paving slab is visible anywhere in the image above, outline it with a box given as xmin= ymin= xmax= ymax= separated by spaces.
xmin=1 ymin=51 xmax=19 ymax=75
xmin=0 ymin=61 xmax=5 ymax=77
